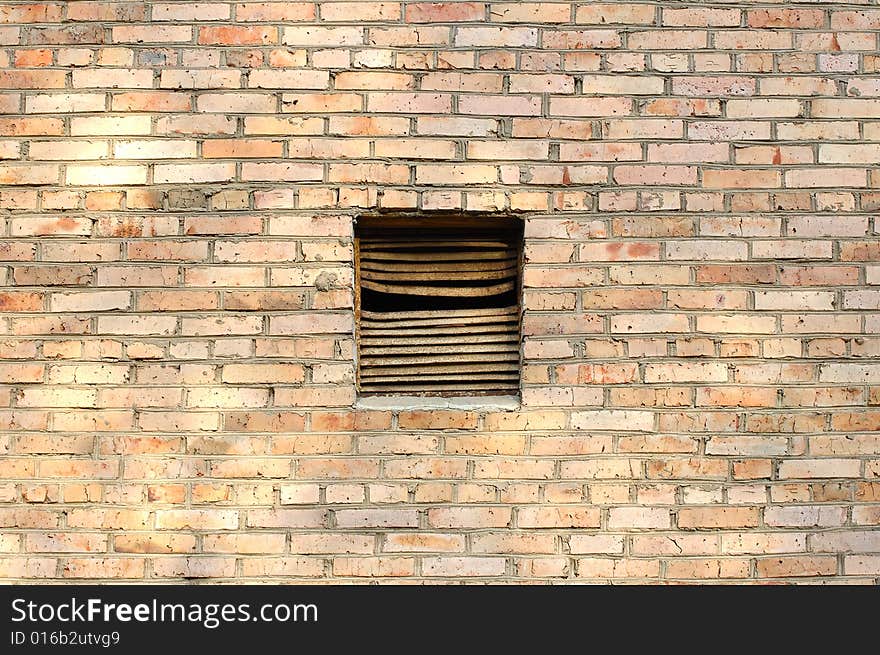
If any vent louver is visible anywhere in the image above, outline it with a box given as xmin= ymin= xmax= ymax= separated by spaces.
xmin=355 ymin=215 xmax=523 ymax=396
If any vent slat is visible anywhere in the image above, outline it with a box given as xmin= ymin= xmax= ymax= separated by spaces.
xmin=360 ymin=250 xmax=516 ymax=262
xmin=361 ymin=344 xmax=519 ymax=356
xmin=361 ymin=374 xmax=519 ymax=383
xmin=356 ymin=219 xmax=521 ymax=396
xmin=360 ymin=363 xmax=518 ymax=377
xmin=360 ymin=279 xmax=515 ymax=297
xmin=361 ymin=314 xmax=518 ymax=328
xmin=360 ymin=384 xmax=519 ymax=393
xmin=361 ymin=306 xmax=519 ymax=320
xmin=361 ymin=268 xmax=517 ymax=282
xmin=359 ymin=240 xmax=512 ymax=250
xmin=361 ymin=325 xmax=518 ymax=338
xmin=361 ymin=259 xmax=517 ymax=273
xmin=360 ymin=334 xmax=518 ymax=346
xmin=361 ymin=353 xmax=519 ymax=366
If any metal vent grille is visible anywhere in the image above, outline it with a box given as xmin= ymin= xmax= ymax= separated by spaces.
xmin=355 ymin=215 xmax=522 ymax=396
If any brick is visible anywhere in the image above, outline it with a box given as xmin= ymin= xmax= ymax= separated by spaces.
xmin=754 ymin=291 xmax=835 ymax=311
xmin=0 ymin=70 xmax=66 ymax=88
xmin=571 ymin=410 xmax=654 ymax=432
xmin=679 ymin=507 xmax=760 ymax=529
xmin=844 ymin=556 xmax=880 ymax=576
xmin=197 ymin=94 xmax=275 ymax=113
xmin=152 ymin=557 xmax=235 ymax=578
xmin=786 ymin=168 xmax=867 ymax=189
xmin=234 ymin=2 xmax=314 ymax=21
xmin=514 ymin=505 xmax=600 ymax=529
xmin=62 ymin=559 xmax=145 ymax=579
xmin=114 ymin=140 xmax=196 ymax=160
xmin=49 ymin=291 xmax=131 ymax=313
xmin=222 ymin=364 xmax=305 ymax=384
xmin=703 ymin=169 xmax=781 ymax=189
xmin=778 ymin=459 xmax=861 ymax=480
xmin=607 ymin=507 xmax=670 ymax=529
xmin=154 ymin=163 xmax=235 ymax=184
xmin=422 ymin=557 xmax=506 ymax=577
xmin=757 ymin=556 xmax=836 ymax=578
xmin=576 ymin=558 xmax=660 ymax=579
xmin=112 ymin=91 xmax=192 ymax=112
xmin=0 ymin=292 xmax=44 ymax=312
xmin=248 ymin=70 xmax=329 ymax=90
xmin=572 ymin=5 xmax=650 ymax=25
xmin=753 ymin=240 xmax=833 ymax=260
xmin=765 ymin=506 xmax=846 ymax=528
xmin=454 ymin=95 xmax=540 ymax=118
xmin=199 ymin=26 xmax=276 ymax=45
xmin=158 ymin=115 xmax=236 ymax=136
xmin=811 ymin=530 xmax=880 ymax=554
xmin=400 ymin=3 xmax=477 ymax=22
xmin=644 ymin=363 xmax=728 ymax=383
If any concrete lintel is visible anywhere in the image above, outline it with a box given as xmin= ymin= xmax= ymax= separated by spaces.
xmin=355 ymin=395 xmax=520 ymax=412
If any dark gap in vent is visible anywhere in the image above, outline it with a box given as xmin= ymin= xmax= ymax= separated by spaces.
xmin=355 ymin=213 xmax=523 ymax=397
xmin=361 ymin=289 xmax=520 ymax=313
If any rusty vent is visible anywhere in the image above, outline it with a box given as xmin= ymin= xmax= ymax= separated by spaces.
xmin=355 ymin=214 xmax=523 ymax=396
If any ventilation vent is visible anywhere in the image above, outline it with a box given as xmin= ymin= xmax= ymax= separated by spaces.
xmin=355 ymin=214 xmax=523 ymax=397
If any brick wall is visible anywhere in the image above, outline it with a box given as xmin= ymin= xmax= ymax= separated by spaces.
xmin=1 ymin=1 xmax=879 ymax=583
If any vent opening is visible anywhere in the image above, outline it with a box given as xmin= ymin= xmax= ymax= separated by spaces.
xmin=355 ymin=214 xmax=523 ymax=397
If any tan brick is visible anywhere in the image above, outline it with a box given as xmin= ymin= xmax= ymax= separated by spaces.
xmin=679 ymin=508 xmax=761 ymax=529
xmin=756 ymin=556 xmax=836 ymax=578
xmin=608 ymin=507 xmax=671 ymax=530
xmin=422 ymin=557 xmax=506 ymax=577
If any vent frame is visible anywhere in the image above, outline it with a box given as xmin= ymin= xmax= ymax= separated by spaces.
xmin=354 ymin=212 xmax=524 ymax=398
